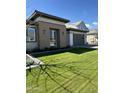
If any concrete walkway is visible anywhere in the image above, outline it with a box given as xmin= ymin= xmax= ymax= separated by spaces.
xmin=82 ymin=45 xmax=98 ymax=49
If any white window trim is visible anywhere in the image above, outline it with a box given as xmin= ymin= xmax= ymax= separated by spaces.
xmin=27 ymin=26 xmax=36 ymax=42
xmin=49 ymin=29 xmax=57 ymax=47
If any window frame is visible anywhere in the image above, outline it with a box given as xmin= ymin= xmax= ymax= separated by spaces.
xmin=49 ymin=28 xmax=59 ymax=47
xmin=26 ymin=26 xmax=37 ymax=42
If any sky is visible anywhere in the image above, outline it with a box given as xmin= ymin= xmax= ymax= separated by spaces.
xmin=26 ymin=0 xmax=98 ymax=29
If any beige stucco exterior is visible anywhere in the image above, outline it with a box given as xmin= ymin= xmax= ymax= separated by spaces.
xmin=36 ymin=21 xmax=67 ymax=49
xmin=86 ymin=34 xmax=98 ymax=45
xmin=35 ymin=17 xmax=65 ymax=25
xmin=26 ymin=10 xmax=89 ymax=51
xmin=26 ymin=42 xmax=38 ymax=50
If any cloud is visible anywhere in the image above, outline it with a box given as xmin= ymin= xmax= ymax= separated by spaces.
xmin=86 ymin=22 xmax=98 ymax=30
xmin=86 ymin=24 xmax=91 ymax=28
xmin=92 ymin=22 xmax=98 ymax=26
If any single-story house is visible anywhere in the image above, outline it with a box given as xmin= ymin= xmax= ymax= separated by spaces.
xmin=86 ymin=29 xmax=98 ymax=45
xmin=66 ymin=21 xmax=89 ymax=46
xmin=26 ymin=10 xmax=89 ymax=51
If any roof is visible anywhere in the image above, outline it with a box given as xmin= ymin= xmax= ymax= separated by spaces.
xmin=74 ymin=21 xmax=84 ymax=25
xmin=27 ymin=10 xmax=70 ymax=23
xmin=66 ymin=23 xmax=78 ymax=29
xmin=66 ymin=28 xmax=88 ymax=32
xmin=66 ymin=21 xmax=89 ymax=32
xmin=87 ymin=29 xmax=98 ymax=34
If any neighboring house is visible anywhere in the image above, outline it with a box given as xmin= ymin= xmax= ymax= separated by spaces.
xmin=26 ymin=10 xmax=89 ymax=51
xmin=86 ymin=29 xmax=98 ymax=45
xmin=66 ymin=21 xmax=89 ymax=46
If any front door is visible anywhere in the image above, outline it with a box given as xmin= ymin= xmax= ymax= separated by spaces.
xmin=49 ymin=29 xmax=59 ymax=48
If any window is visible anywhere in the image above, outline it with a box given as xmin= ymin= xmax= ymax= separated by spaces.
xmin=49 ymin=29 xmax=57 ymax=47
xmin=26 ymin=26 xmax=36 ymax=42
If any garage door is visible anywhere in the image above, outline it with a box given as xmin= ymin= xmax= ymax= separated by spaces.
xmin=73 ymin=34 xmax=84 ymax=46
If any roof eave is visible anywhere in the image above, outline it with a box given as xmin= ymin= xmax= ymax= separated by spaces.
xmin=66 ymin=28 xmax=89 ymax=32
xmin=27 ymin=10 xmax=70 ymax=23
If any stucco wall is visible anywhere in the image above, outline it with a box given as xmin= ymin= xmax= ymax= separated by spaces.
xmin=26 ymin=42 xmax=38 ymax=51
xmin=35 ymin=17 xmax=65 ymax=25
xmin=37 ymin=21 xmax=67 ymax=49
xmin=86 ymin=34 xmax=98 ymax=45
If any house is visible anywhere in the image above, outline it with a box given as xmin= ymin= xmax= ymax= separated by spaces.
xmin=86 ymin=29 xmax=98 ymax=45
xmin=66 ymin=21 xmax=89 ymax=46
xmin=26 ymin=10 xmax=89 ymax=51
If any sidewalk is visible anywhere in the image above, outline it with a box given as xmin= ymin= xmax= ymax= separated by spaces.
xmin=82 ymin=45 xmax=98 ymax=49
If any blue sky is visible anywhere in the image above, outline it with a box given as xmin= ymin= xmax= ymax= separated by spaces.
xmin=26 ymin=0 xmax=98 ymax=29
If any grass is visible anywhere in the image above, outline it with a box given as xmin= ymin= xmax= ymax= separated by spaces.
xmin=26 ymin=48 xmax=98 ymax=93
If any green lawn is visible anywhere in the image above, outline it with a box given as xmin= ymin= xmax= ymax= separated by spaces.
xmin=26 ymin=48 xmax=98 ymax=93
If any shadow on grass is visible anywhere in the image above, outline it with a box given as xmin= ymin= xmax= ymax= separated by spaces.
xmin=26 ymin=62 xmax=97 ymax=93
xmin=27 ymin=48 xmax=97 ymax=93
xmin=33 ymin=48 xmax=96 ymax=57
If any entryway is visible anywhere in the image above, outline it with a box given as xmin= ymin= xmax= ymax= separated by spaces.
xmin=49 ymin=29 xmax=60 ymax=48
